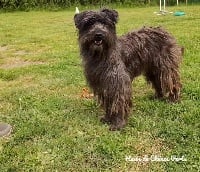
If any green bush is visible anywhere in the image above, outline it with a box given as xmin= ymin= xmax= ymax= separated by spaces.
xmin=0 ymin=0 xmax=74 ymax=10
xmin=0 ymin=0 xmax=199 ymax=11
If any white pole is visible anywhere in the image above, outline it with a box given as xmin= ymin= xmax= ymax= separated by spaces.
xmin=75 ymin=7 xmax=80 ymax=14
xmin=177 ymin=0 xmax=179 ymax=6
xmin=163 ymin=0 xmax=166 ymax=12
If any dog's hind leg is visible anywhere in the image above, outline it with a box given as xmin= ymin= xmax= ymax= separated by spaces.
xmin=167 ymin=69 xmax=182 ymax=102
xmin=145 ymin=71 xmax=165 ymax=99
xmin=145 ymin=67 xmax=181 ymax=102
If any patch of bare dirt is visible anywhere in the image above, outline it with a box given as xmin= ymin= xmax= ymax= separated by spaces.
xmin=14 ymin=50 xmax=28 ymax=56
xmin=0 ymin=45 xmax=8 ymax=52
xmin=0 ymin=57 xmax=46 ymax=69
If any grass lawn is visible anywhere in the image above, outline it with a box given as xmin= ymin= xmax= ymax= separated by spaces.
xmin=0 ymin=5 xmax=199 ymax=171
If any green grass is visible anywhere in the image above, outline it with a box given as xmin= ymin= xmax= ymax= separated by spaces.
xmin=0 ymin=5 xmax=199 ymax=171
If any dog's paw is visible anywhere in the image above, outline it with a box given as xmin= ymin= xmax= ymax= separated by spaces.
xmin=109 ymin=125 xmax=120 ymax=131
xmin=100 ymin=116 xmax=111 ymax=124
xmin=109 ymin=120 xmax=126 ymax=131
xmin=168 ymin=95 xmax=180 ymax=103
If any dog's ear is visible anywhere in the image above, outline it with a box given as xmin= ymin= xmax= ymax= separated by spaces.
xmin=101 ymin=9 xmax=118 ymax=24
xmin=74 ymin=13 xmax=83 ymax=30
xmin=74 ymin=11 xmax=89 ymax=30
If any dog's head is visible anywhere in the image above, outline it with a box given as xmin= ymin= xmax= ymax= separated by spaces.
xmin=74 ymin=9 xmax=118 ymax=55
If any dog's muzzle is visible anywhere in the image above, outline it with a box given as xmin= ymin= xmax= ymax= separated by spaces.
xmin=94 ymin=33 xmax=104 ymax=46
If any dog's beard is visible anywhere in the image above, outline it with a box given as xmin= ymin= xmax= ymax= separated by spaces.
xmin=81 ymin=38 xmax=107 ymax=57
xmin=90 ymin=43 xmax=104 ymax=55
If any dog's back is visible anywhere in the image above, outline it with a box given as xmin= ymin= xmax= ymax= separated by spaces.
xmin=118 ymin=27 xmax=183 ymax=79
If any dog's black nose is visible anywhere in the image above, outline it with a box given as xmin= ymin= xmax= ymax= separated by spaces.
xmin=95 ymin=33 xmax=103 ymax=40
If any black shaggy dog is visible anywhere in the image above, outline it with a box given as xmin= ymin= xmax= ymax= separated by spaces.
xmin=74 ymin=9 xmax=183 ymax=130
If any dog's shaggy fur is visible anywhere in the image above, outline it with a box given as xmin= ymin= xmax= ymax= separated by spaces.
xmin=74 ymin=9 xmax=183 ymax=130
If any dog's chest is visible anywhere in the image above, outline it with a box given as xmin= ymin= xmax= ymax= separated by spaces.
xmin=84 ymin=59 xmax=119 ymax=89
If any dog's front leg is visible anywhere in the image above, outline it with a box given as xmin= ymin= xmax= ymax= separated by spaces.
xmin=102 ymin=72 xmax=132 ymax=131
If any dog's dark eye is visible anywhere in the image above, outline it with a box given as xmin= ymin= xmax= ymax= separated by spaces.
xmin=82 ymin=20 xmax=95 ymax=30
